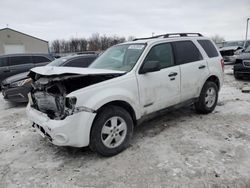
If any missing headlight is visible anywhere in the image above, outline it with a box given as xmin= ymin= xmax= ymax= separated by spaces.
xmin=65 ymin=97 xmax=77 ymax=109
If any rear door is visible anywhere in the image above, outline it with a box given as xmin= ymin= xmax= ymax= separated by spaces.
xmin=8 ymin=56 xmax=33 ymax=77
xmin=136 ymin=42 xmax=181 ymax=115
xmin=172 ymin=40 xmax=209 ymax=101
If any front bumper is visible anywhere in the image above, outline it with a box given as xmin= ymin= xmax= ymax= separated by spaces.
xmin=26 ymin=104 xmax=96 ymax=147
xmin=234 ymin=63 xmax=250 ymax=75
xmin=2 ymin=86 xmax=31 ymax=103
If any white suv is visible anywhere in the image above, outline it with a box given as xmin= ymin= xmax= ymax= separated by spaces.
xmin=26 ymin=33 xmax=224 ymax=156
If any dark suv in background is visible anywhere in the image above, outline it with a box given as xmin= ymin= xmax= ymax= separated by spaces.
xmin=234 ymin=45 xmax=250 ymax=79
xmin=1 ymin=54 xmax=98 ymax=102
xmin=0 ymin=53 xmax=54 ymax=83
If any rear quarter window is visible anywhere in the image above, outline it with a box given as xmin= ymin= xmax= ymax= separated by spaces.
xmin=198 ymin=40 xmax=219 ymax=58
xmin=173 ymin=41 xmax=203 ymax=64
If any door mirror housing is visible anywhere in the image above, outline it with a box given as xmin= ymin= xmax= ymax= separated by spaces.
xmin=139 ymin=61 xmax=161 ymax=74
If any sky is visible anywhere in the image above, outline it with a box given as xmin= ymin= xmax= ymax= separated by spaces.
xmin=1 ymin=0 xmax=250 ymax=42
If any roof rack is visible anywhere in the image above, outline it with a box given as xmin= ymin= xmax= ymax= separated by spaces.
xmin=133 ymin=33 xmax=203 ymax=41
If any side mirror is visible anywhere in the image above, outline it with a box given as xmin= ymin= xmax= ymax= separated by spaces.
xmin=139 ymin=61 xmax=161 ymax=74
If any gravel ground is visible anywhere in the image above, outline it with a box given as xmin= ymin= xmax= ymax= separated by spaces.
xmin=0 ymin=65 xmax=250 ymax=188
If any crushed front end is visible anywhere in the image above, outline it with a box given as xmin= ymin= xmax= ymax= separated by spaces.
xmin=26 ymin=67 xmax=124 ymax=147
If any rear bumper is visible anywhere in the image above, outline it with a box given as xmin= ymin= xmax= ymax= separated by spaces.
xmin=26 ymin=104 xmax=96 ymax=147
xmin=2 ymin=86 xmax=30 ymax=103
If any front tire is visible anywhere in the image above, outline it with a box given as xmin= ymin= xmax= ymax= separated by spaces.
xmin=195 ymin=81 xmax=218 ymax=114
xmin=90 ymin=105 xmax=133 ymax=157
xmin=234 ymin=71 xmax=242 ymax=80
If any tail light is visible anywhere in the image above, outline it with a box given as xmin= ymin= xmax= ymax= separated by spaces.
xmin=220 ymin=58 xmax=224 ymax=72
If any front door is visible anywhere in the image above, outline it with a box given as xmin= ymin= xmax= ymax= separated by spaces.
xmin=136 ymin=42 xmax=181 ymax=115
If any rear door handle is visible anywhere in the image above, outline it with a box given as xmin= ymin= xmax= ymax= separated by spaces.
xmin=168 ymin=72 xmax=178 ymax=77
xmin=199 ymin=65 xmax=206 ymax=69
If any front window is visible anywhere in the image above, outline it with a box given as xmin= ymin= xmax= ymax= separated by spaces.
xmin=90 ymin=44 xmax=146 ymax=71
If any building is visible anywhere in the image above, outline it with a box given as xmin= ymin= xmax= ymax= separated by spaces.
xmin=0 ymin=28 xmax=49 ymax=55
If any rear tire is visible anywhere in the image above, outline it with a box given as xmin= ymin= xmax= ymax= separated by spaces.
xmin=90 ymin=105 xmax=133 ymax=157
xmin=195 ymin=81 xmax=218 ymax=114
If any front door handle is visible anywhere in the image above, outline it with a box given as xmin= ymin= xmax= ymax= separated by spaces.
xmin=168 ymin=72 xmax=178 ymax=77
xmin=199 ymin=65 xmax=206 ymax=69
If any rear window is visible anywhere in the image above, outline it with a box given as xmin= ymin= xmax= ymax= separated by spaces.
xmin=173 ymin=41 xmax=203 ymax=64
xmin=198 ymin=40 xmax=219 ymax=58
xmin=9 ymin=56 xmax=32 ymax=66
xmin=0 ymin=57 xmax=7 ymax=67
xmin=64 ymin=56 xmax=96 ymax=67
xmin=32 ymin=56 xmax=51 ymax=64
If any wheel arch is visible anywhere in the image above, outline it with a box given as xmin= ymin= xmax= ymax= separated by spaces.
xmin=205 ymin=75 xmax=220 ymax=90
xmin=95 ymin=100 xmax=137 ymax=126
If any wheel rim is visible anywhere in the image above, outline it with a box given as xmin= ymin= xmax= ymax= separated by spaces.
xmin=101 ymin=116 xmax=127 ymax=149
xmin=205 ymin=87 xmax=216 ymax=108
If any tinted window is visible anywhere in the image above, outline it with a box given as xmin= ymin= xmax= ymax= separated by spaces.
xmin=64 ymin=57 xmax=96 ymax=67
xmin=144 ymin=43 xmax=174 ymax=69
xmin=198 ymin=40 xmax=219 ymax=58
xmin=32 ymin=56 xmax=51 ymax=64
xmin=0 ymin=57 xmax=7 ymax=67
xmin=9 ymin=56 xmax=32 ymax=66
xmin=173 ymin=41 xmax=203 ymax=64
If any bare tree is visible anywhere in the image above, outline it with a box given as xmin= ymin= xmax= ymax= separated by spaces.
xmin=50 ymin=33 xmax=127 ymax=53
xmin=51 ymin=40 xmax=60 ymax=53
xmin=211 ymin=35 xmax=225 ymax=44
xmin=79 ymin=38 xmax=88 ymax=51
xmin=127 ymin=36 xmax=135 ymax=41
xmin=88 ymin=33 xmax=101 ymax=51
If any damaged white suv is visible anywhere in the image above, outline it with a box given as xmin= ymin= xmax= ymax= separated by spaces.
xmin=26 ymin=33 xmax=224 ymax=156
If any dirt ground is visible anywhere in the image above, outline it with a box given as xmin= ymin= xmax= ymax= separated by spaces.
xmin=0 ymin=65 xmax=250 ymax=188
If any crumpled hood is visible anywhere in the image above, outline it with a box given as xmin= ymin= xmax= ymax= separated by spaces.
xmin=30 ymin=66 xmax=125 ymax=76
xmin=220 ymin=46 xmax=242 ymax=51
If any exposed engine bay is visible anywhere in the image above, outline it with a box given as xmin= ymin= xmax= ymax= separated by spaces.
xmin=29 ymin=71 xmax=124 ymax=120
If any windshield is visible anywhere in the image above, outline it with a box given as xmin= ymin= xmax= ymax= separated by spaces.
xmin=90 ymin=44 xmax=146 ymax=71
xmin=47 ymin=57 xmax=69 ymax=66
xmin=245 ymin=45 xmax=250 ymax=53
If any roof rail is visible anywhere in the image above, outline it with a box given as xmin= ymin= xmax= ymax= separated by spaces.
xmin=133 ymin=33 xmax=203 ymax=41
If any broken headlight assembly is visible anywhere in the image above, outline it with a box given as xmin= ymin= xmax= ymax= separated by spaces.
xmin=65 ymin=96 xmax=96 ymax=116
xmin=11 ymin=78 xmax=32 ymax=87
xmin=65 ymin=97 xmax=77 ymax=110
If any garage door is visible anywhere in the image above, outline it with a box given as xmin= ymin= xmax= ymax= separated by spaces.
xmin=4 ymin=44 xmax=25 ymax=54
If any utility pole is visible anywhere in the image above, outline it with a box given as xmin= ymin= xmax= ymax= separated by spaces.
xmin=244 ymin=18 xmax=250 ymax=49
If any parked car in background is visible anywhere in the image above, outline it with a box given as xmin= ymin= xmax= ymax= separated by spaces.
xmin=0 ymin=53 xmax=54 ymax=83
xmin=26 ymin=33 xmax=224 ymax=156
xmin=219 ymin=40 xmax=250 ymax=64
xmin=1 ymin=54 xmax=98 ymax=103
xmin=234 ymin=45 xmax=250 ymax=79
